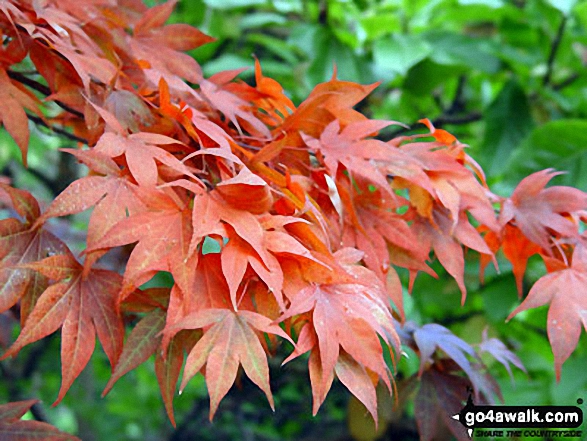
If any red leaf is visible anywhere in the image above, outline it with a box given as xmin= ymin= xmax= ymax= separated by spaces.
xmin=2 ymin=255 xmax=124 ymax=405
xmin=0 ymin=400 xmax=38 ymax=421
xmin=94 ymin=131 xmax=195 ymax=188
xmin=134 ymin=0 xmax=177 ymax=35
xmin=102 ymin=308 xmax=166 ymax=396
xmin=335 ymin=351 xmax=379 ymax=423
xmin=507 ymin=246 xmax=587 ymax=380
xmin=501 ymin=169 xmax=587 ymax=252
xmin=158 ymin=24 xmax=215 ymax=51
xmin=0 ymin=400 xmax=80 ymax=441
xmin=415 ymin=369 xmax=474 ymax=441
xmin=169 ymin=308 xmax=292 ymax=419
xmin=0 ymin=184 xmax=40 ymax=225
xmin=0 ymin=69 xmax=42 ymax=166
xmin=280 ymin=261 xmax=399 ymax=415
xmin=88 ymin=189 xmax=192 ymax=298
xmin=156 ymin=330 xmax=199 ymax=427
xmin=0 ymin=188 xmax=68 ymax=319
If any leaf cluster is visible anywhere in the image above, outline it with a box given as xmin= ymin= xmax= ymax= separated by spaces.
xmin=0 ymin=1 xmax=586 ymax=440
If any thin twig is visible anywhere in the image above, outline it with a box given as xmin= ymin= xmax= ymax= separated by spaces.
xmin=27 ymin=113 xmax=88 ymax=144
xmin=434 ymin=111 xmax=482 ymax=126
xmin=383 ymin=111 xmax=483 ymax=140
xmin=543 ymin=16 xmax=567 ymax=87
xmin=446 ymin=75 xmax=467 ymax=115
xmin=8 ymin=70 xmax=85 ymax=119
xmin=552 ymin=73 xmax=580 ymax=91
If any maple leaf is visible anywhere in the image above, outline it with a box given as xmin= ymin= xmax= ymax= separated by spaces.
xmin=156 ymin=329 xmax=200 ymax=427
xmin=303 ymin=119 xmax=419 ymax=194
xmin=102 ymin=308 xmax=166 ymax=397
xmin=36 ymin=149 xmax=146 ymax=271
xmin=252 ymin=58 xmax=295 ymax=125
xmin=0 ymin=399 xmax=80 ymax=441
xmin=500 ymin=169 xmax=587 ymax=252
xmin=418 ymin=118 xmax=457 ymax=145
xmin=280 ymin=251 xmax=400 ymax=419
xmin=281 ymin=74 xmax=379 ymax=138
xmin=480 ymin=224 xmax=541 ymax=296
xmin=411 ymin=323 xmax=500 ymax=401
xmin=86 ymin=188 xmax=195 ymax=299
xmin=478 ymin=328 xmax=526 ymax=382
xmin=93 ymin=128 xmax=197 ymax=188
xmin=1 ymin=252 xmax=124 ymax=404
xmin=168 ymin=308 xmax=293 ymax=419
xmin=414 ymin=368 xmax=476 ymax=441
xmin=184 ymin=189 xmax=325 ymax=311
xmin=216 ymin=166 xmax=273 ymax=214
xmin=0 ymin=185 xmax=69 ymax=321
xmin=200 ymin=77 xmax=270 ymax=137
xmin=128 ymin=0 xmax=212 ymax=88
xmin=411 ymin=210 xmax=494 ymax=304
xmin=507 ymin=246 xmax=587 ymax=380
xmin=0 ymin=68 xmax=42 ymax=166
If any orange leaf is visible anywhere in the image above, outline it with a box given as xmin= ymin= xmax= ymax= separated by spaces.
xmin=507 ymin=246 xmax=587 ymax=380
xmin=169 ymin=308 xmax=292 ymax=419
xmin=2 ymin=254 xmax=124 ymax=405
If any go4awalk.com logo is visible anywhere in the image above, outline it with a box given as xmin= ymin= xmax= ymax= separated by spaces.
xmin=452 ymin=392 xmax=584 ymax=439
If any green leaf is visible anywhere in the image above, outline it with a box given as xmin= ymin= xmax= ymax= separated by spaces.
xmin=239 ymin=12 xmax=287 ymax=29
xmin=481 ymin=275 xmax=519 ymax=323
xmin=373 ymin=34 xmax=431 ymax=79
xmin=426 ymin=31 xmax=501 ymax=73
xmin=203 ymin=0 xmax=265 ymax=9
xmin=246 ymin=33 xmax=299 ymax=64
xmin=359 ymin=13 xmax=401 ymax=41
xmin=459 ymin=0 xmax=503 ymax=6
xmin=505 ymin=119 xmax=587 ymax=189
xmin=480 ymin=80 xmax=534 ymax=178
xmin=203 ymin=54 xmax=252 ymax=78
xmin=307 ymin=28 xmax=364 ymax=86
xmin=403 ymin=59 xmax=465 ymax=97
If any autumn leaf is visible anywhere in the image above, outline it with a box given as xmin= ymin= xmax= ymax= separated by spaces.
xmin=0 ymin=68 xmax=42 ymax=166
xmin=478 ymin=328 xmax=526 ymax=381
xmin=1 ymin=252 xmax=124 ymax=404
xmin=0 ymin=185 xmax=69 ymax=321
xmin=102 ymin=308 xmax=166 ymax=397
xmin=87 ymin=188 xmax=195 ymax=299
xmin=280 ymin=254 xmax=400 ymax=418
xmin=0 ymin=399 xmax=80 ymax=441
xmin=414 ymin=368 xmax=475 ymax=441
xmin=303 ymin=119 xmax=418 ymax=194
xmin=168 ymin=308 xmax=293 ymax=419
xmin=507 ymin=246 xmax=587 ymax=380
xmin=500 ymin=169 xmax=587 ymax=252
xmin=93 ymin=130 xmax=197 ymax=188
xmin=156 ymin=329 xmax=200 ymax=427
xmin=412 ymin=323 xmax=500 ymax=401
xmin=418 ymin=118 xmax=457 ymax=145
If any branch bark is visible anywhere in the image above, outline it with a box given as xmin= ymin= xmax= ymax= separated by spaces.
xmin=543 ymin=16 xmax=567 ymax=87
xmin=26 ymin=113 xmax=88 ymax=144
xmin=8 ymin=70 xmax=85 ymax=119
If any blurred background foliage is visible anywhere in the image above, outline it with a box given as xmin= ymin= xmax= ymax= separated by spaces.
xmin=1 ymin=0 xmax=587 ymax=440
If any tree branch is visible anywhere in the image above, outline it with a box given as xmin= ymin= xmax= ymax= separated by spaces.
xmin=27 ymin=114 xmax=88 ymax=144
xmin=552 ymin=72 xmax=580 ymax=91
xmin=8 ymin=70 xmax=85 ymax=119
xmin=383 ymin=111 xmax=482 ymax=140
xmin=543 ymin=16 xmax=567 ymax=87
